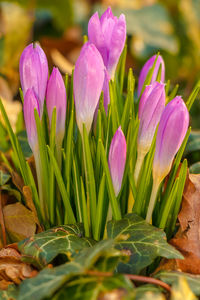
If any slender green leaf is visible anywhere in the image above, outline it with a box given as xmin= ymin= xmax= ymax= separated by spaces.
xmin=82 ymin=124 xmax=97 ymax=235
xmin=47 ymin=146 xmax=75 ymax=224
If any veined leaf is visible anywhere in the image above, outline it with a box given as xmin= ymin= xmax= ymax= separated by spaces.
xmin=154 ymin=271 xmax=200 ymax=296
xmin=0 ymin=169 xmax=11 ymax=185
xmin=18 ymin=239 xmax=126 ymax=300
xmin=18 ymin=224 xmax=95 ymax=269
xmin=54 ymin=274 xmax=135 ymax=300
xmin=0 ymin=284 xmax=19 ymax=299
xmin=107 ymin=213 xmax=183 ymax=274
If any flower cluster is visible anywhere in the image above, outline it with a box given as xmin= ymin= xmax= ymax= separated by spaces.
xmin=15 ymin=7 xmax=191 ymax=238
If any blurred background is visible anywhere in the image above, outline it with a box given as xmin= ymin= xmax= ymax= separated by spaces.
xmin=0 ymin=0 xmax=200 ymax=168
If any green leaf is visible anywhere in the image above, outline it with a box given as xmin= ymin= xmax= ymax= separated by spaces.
xmin=0 ymin=169 xmax=11 ymax=185
xmin=0 ymin=121 xmax=10 ymax=152
xmin=189 ymin=162 xmax=200 ymax=174
xmin=47 ymin=146 xmax=75 ymax=224
xmin=135 ymin=285 xmax=164 ymax=300
xmin=0 ymin=284 xmax=19 ymax=299
xmin=53 ymin=274 xmax=135 ymax=300
xmin=17 ymin=130 xmax=32 ymax=158
xmin=171 ymin=277 xmax=197 ymax=300
xmin=18 ymin=260 xmax=83 ymax=300
xmin=18 ymin=224 xmax=95 ymax=269
xmin=107 ymin=213 xmax=183 ymax=274
xmin=0 ymin=99 xmax=29 ymax=185
xmin=186 ymin=79 xmax=200 ymax=111
xmin=18 ymin=239 xmax=126 ymax=300
xmin=154 ymin=271 xmax=200 ymax=296
xmin=185 ymin=138 xmax=200 ymax=155
xmin=82 ymin=124 xmax=97 ymax=235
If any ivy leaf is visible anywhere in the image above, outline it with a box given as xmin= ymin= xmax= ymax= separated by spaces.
xmin=0 ymin=169 xmax=11 ymax=186
xmin=17 ymin=130 xmax=32 ymax=158
xmin=107 ymin=213 xmax=183 ymax=274
xmin=18 ymin=261 xmax=83 ymax=300
xmin=154 ymin=271 xmax=200 ymax=296
xmin=171 ymin=277 xmax=197 ymax=300
xmin=53 ymin=274 xmax=135 ymax=300
xmin=18 ymin=224 xmax=95 ymax=269
xmin=0 ymin=284 xmax=19 ymax=299
xmin=18 ymin=239 xmax=126 ymax=300
xmin=135 ymin=285 xmax=164 ymax=300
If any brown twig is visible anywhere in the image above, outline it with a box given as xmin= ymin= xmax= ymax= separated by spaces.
xmin=86 ymin=270 xmax=171 ymax=293
xmin=0 ymin=191 xmax=7 ymax=246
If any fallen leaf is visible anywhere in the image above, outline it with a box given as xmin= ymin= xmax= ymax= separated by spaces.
xmin=11 ymin=171 xmax=24 ymax=193
xmin=0 ymin=246 xmax=37 ymax=290
xmin=3 ymin=202 xmax=36 ymax=242
xmin=22 ymin=186 xmax=43 ymax=233
xmin=156 ymin=174 xmax=200 ymax=274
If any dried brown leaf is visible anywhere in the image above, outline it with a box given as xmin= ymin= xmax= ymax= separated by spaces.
xmin=11 ymin=172 xmax=24 ymax=193
xmin=0 ymin=246 xmax=37 ymax=289
xmin=156 ymin=174 xmax=200 ymax=274
xmin=22 ymin=186 xmax=43 ymax=233
xmin=3 ymin=202 xmax=36 ymax=242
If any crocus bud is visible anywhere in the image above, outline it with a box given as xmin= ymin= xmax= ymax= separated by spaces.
xmin=74 ymin=42 xmax=104 ymax=135
xmin=103 ymin=70 xmax=110 ymax=114
xmin=109 ymin=126 xmax=127 ymax=196
xmin=153 ymin=96 xmax=189 ymax=183
xmin=19 ymin=43 xmax=48 ymax=115
xmin=138 ymin=82 xmax=165 ymax=154
xmin=134 ymin=82 xmax=165 ymax=184
xmin=46 ymin=67 xmax=66 ymax=142
xmin=23 ymin=88 xmax=40 ymax=152
xmin=88 ymin=7 xmax=126 ymax=79
xmin=138 ymin=54 xmax=165 ymax=97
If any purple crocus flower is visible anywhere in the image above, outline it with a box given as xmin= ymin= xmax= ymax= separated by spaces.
xmin=109 ymin=126 xmax=127 ymax=196
xmin=138 ymin=54 xmax=165 ymax=97
xmin=23 ymin=88 xmax=40 ymax=152
xmin=134 ymin=82 xmax=165 ymax=184
xmin=153 ymin=96 xmax=189 ymax=182
xmin=73 ymin=42 xmax=105 ymax=135
xmin=88 ymin=7 xmax=126 ymax=79
xmin=46 ymin=67 xmax=66 ymax=141
xmin=103 ymin=70 xmax=110 ymax=114
xmin=19 ymin=43 xmax=48 ymax=115
xmin=138 ymin=82 xmax=165 ymax=154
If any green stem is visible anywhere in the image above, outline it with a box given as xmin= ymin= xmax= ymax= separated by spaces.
xmin=134 ymin=150 xmax=145 ymax=185
xmin=146 ymin=179 xmax=160 ymax=223
xmin=33 ymin=148 xmax=47 ymax=222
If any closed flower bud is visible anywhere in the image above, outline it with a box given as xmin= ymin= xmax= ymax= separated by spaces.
xmin=74 ymin=42 xmax=105 ymax=135
xmin=138 ymin=54 xmax=165 ymax=97
xmin=103 ymin=69 xmax=110 ymax=114
xmin=138 ymin=82 xmax=165 ymax=154
xmin=109 ymin=126 xmax=127 ymax=196
xmin=134 ymin=82 xmax=165 ymax=184
xmin=153 ymin=96 xmax=189 ymax=183
xmin=19 ymin=43 xmax=48 ymax=115
xmin=23 ymin=88 xmax=40 ymax=152
xmin=46 ymin=67 xmax=66 ymax=142
xmin=88 ymin=7 xmax=126 ymax=79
